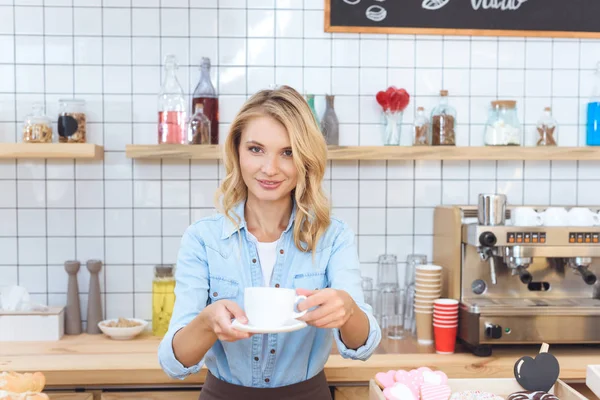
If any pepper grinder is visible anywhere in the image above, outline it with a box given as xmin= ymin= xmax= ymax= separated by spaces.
xmin=86 ymin=259 xmax=103 ymax=334
xmin=64 ymin=260 xmax=82 ymax=335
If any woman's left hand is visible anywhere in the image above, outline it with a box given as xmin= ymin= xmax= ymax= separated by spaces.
xmin=295 ymin=288 xmax=356 ymax=329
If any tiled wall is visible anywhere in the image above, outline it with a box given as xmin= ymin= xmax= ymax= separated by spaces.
xmin=1 ymin=0 xmax=600 ymax=326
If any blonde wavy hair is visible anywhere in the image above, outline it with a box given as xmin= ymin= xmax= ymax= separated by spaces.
xmin=214 ymin=85 xmax=330 ymax=254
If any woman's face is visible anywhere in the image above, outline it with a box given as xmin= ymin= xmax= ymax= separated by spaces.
xmin=239 ymin=115 xmax=298 ymax=204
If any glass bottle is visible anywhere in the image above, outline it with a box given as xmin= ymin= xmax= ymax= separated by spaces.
xmin=320 ymin=95 xmax=339 ymax=145
xmin=158 ymin=54 xmax=187 ymax=145
xmin=152 ymin=264 xmax=176 ymax=337
xmin=430 ymin=90 xmax=456 ymax=146
xmin=58 ymin=99 xmax=86 ymax=143
xmin=587 ymin=62 xmax=600 ymax=146
xmin=22 ymin=103 xmax=53 ymax=143
xmin=188 ymin=103 xmax=211 ymax=145
xmin=484 ymin=100 xmax=521 ymax=146
xmin=305 ymin=94 xmax=319 ymax=125
xmin=192 ymin=57 xmax=219 ymax=145
xmin=536 ymin=107 xmax=558 ymax=146
xmin=413 ymin=106 xmax=430 ymax=146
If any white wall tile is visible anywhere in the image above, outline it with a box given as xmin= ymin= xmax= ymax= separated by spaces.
xmin=47 ymin=237 xmax=75 ymax=265
xmin=550 ymin=181 xmax=577 ymax=206
xmin=47 ymin=210 xmax=75 ymax=236
xmin=0 ymin=209 xmax=17 ymax=237
xmin=523 ymin=180 xmax=550 ymax=205
xmin=387 ymin=181 xmax=413 ymax=207
xmin=359 ymin=180 xmax=386 ymax=207
xmin=18 ymin=209 xmax=46 ymax=236
xmin=358 ymin=208 xmax=385 ymax=235
xmin=18 ymin=238 xmax=46 ymax=265
xmin=19 ymin=266 xmax=46 ymax=293
xmin=15 ymin=6 xmax=43 ymax=35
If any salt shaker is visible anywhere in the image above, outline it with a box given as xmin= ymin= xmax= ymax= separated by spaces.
xmin=86 ymin=259 xmax=103 ymax=334
xmin=64 ymin=260 xmax=82 ymax=335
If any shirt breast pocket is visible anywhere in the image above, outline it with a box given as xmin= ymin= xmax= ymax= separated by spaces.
xmin=293 ymin=271 xmax=328 ymax=291
xmin=208 ymin=276 xmax=240 ymax=303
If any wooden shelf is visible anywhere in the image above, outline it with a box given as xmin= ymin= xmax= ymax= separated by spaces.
xmin=0 ymin=143 xmax=104 ymax=160
xmin=126 ymin=144 xmax=600 ymax=161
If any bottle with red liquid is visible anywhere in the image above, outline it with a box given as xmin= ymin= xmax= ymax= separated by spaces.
xmin=158 ymin=54 xmax=187 ymax=144
xmin=192 ymin=57 xmax=219 ymax=144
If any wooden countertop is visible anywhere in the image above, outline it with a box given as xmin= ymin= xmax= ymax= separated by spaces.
xmin=1 ymin=334 xmax=598 ymax=388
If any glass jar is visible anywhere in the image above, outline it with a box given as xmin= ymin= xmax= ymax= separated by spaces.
xmin=413 ymin=106 xmax=430 ymax=146
xmin=22 ymin=103 xmax=53 ymax=143
xmin=430 ymin=90 xmax=456 ymax=146
xmin=484 ymin=100 xmax=521 ymax=146
xmin=536 ymin=107 xmax=558 ymax=146
xmin=58 ymin=99 xmax=87 ymax=143
xmin=152 ymin=264 xmax=176 ymax=337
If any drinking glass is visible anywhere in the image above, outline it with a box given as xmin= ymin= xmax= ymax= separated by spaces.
xmin=377 ymin=286 xmax=405 ymax=340
xmin=405 ymin=254 xmax=427 ymax=287
xmin=378 ymin=254 xmax=399 ymax=288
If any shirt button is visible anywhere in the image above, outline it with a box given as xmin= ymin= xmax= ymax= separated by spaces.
xmin=254 ymin=357 xmax=259 ymax=361
xmin=275 ymin=283 xmax=280 ymax=288
xmin=213 ymin=292 xmax=218 ymax=297
xmin=265 ymin=378 xmax=270 ymax=383
xmin=270 ymin=349 xmax=276 ymax=354
xmin=252 ymin=258 xmax=257 ymax=263
xmin=279 ymin=249 xmax=284 ymax=254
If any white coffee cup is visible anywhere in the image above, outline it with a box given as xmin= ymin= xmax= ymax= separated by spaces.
xmin=511 ymin=207 xmax=543 ymax=226
xmin=568 ymin=207 xmax=600 ymax=226
xmin=542 ymin=207 xmax=569 ymax=226
xmin=244 ymin=287 xmax=307 ymax=328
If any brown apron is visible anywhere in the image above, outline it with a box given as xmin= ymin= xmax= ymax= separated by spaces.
xmin=199 ymin=370 xmax=332 ymax=400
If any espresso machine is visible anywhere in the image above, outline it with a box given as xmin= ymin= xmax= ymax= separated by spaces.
xmin=433 ymin=194 xmax=600 ymax=356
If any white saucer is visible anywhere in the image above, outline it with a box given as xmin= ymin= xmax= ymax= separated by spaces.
xmin=231 ymin=319 xmax=307 ymax=334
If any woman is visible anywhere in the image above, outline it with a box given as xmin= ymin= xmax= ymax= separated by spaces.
xmin=158 ymin=85 xmax=381 ymax=399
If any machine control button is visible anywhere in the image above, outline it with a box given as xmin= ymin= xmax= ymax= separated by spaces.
xmin=485 ymin=324 xmax=502 ymax=339
xmin=593 ymin=233 xmax=599 ymax=243
xmin=479 ymin=231 xmax=497 ymax=247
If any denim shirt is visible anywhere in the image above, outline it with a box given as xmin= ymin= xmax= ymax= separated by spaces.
xmin=157 ymin=200 xmax=382 ymax=388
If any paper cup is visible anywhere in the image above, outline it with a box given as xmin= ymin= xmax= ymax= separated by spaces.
xmin=433 ymin=308 xmax=458 ymax=314
xmin=415 ymin=293 xmax=441 ymax=299
xmin=415 ymin=300 xmax=435 ymax=306
xmin=416 ymin=288 xmax=441 ymax=294
xmin=416 ymin=311 xmax=433 ymax=344
xmin=433 ymin=299 xmax=459 ymax=310
xmin=416 ymin=282 xmax=441 ymax=288
xmin=434 ymin=324 xmax=458 ymax=354
xmin=434 ymin=298 xmax=459 ymax=306
xmin=416 ymin=264 xmax=443 ymax=272
xmin=416 ymin=276 xmax=441 ymax=282
xmin=433 ymin=318 xmax=458 ymax=324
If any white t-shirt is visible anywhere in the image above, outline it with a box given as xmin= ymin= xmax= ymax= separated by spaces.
xmin=256 ymin=240 xmax=278 ymax=286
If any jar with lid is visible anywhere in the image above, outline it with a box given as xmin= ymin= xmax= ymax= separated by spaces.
xmin=484 ymin=100 xmax=521 ymax=146
xmin=413 ymin=106 xmax=430 ymax=146
xmin=152 ymin=264 xmax=176 ymax=337
xmin=22 ymin=103 xmax=53 ymax=143
xmin=58 ymin=99 xmax=87 ymax=143
xmin=430 ymin=90 xmax=456 ymax=146
xmin=536 ymin=107 xmax=558 ymax=146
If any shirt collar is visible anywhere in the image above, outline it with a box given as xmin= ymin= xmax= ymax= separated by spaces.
xmin=220 ymin=197 xmax=298 ymax=240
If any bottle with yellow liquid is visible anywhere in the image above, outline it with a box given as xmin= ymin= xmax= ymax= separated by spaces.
xmin=152 ymin=264 xmax=176 ymax=336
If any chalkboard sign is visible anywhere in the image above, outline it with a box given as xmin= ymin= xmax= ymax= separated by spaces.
xmin=325 ymin=0 xmax=600 ymax=38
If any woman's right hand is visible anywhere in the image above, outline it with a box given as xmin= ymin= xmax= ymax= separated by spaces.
xmin=204 ymin=300 xmax=253 ymax=342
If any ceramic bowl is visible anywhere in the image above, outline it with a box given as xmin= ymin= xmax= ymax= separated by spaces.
xmin=98 ymin=318 xmax=148 ymax=340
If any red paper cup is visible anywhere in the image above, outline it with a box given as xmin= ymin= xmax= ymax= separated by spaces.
xmin=433 ymin=299 xmax=459 ymax=310
xmin=434 ymin=324 xmax=458 ymax=354
xmin=433 ymin=314 xmax=457 ymax=321
xmin=433 ymin=318 xmax=458 ymax=324
xmin=434 ymin=311 xmax=458 ymax=318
